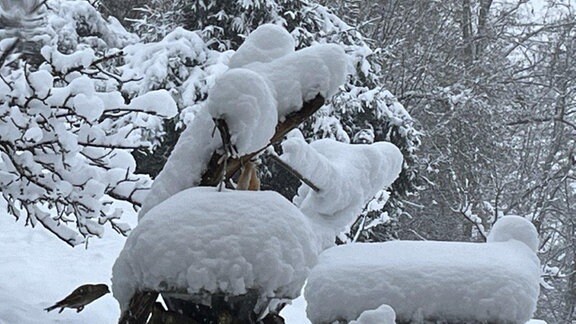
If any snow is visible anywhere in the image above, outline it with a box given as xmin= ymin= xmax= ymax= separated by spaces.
xmin=142 ymin=27 xmax=347 ymax=215
xmin=28 ymin=70 xmax=53 ymax=98
xmin=0 ymin=177 xmax=544 ymax=324
xmin=207 ymin=68 xmax=277 ymax=156
xmin=207 ymin=42 xmax=346 ymax=155
xmin=228 ymin=24 xmax=295 ymax=68
xmin=305 ymin=217 xmax=541 ymax=324
xmin=113 ymin=187 xmax=320 ymax=314
xmin=487 ymin=215 xmax=540 ymax=252
xmin=350 ymin=304 xmax=396 ymax=324
xmin=40 ymin=46 xmax=95 ymax=74
xmin=0 ymin=199 xmax=137 ymax=324
xmin=73 ymin=93 xmax=105 ymax=122
xmin=0 ymin=194 xmax=310 ymax=324
xmin=207 ymin=25 xmax=346 ymax=155
xmin=138 ymin=109 xmax=222 ymax=218
xmin=281 ymin=134 xmax=403 ymax=247
xmin=246 ymin=44 xmax=347 ymax=118
xmin=126 ymin=89 xmax=178 ymax=117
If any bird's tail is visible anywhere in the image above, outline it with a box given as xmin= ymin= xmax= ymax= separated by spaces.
xmin=44 ymin=305 xmax=58 ymax=312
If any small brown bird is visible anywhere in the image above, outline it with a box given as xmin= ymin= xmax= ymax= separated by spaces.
xmin=44 ymin=283 xmax=110 ymax=313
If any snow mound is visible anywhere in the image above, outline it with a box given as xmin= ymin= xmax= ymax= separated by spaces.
xmin=305 ymin=236 xmax=540 ymax=323
xmin=113 ymin=187 xmax=319 ymax=313
xmin=487 ymin=215 xmax=539 ymax=252
xmin=228 ymin=24 xmax=295 ymax=68
xmin=350 ymin=304 xmax=396 ymax=324
xmin=207 ymin=68 xmax=277 ymax=156
xmin=247 ymin=44 xmax=347 ymax=118
xmin=281 ymin=136 xmax=403 ymax=247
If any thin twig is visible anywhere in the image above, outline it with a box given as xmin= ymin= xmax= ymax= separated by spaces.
xmin=267 ymin=153 xmax=320 ymax=192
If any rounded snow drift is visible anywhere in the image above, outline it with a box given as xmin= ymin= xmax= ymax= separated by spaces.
xmin=228 ymin=24 xmax=295 ymax=68
xmin=487 ymin=215 xmax=539 ymax=252
xmin=112 ymin=187 xmax=318 ymax=313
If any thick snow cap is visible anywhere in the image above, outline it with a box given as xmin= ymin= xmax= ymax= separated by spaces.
xmin=207 ymin=68 xmax=277 ymax=156
xmin=228 ymin=24 xmax=295 ymax=68
xmin=208 ymin=42 xmax=346 ymax=156
xmin=350 ymin=304 xmax=396 ymax=324
xmin=305 ymin=238 xmax=540 ymax=323
xmin=487 ymin=215 xmax=539 ymax=252
xmin=113 ymin=187 xmax=319 ymax=313
xmin=247 ymin=44 xmax=347 ymax=118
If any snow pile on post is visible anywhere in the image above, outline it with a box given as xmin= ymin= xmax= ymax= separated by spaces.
xmin=305 ymin=216 xmax=541 ymax=323
xmin=113 ymin=187 xmax=319 ymax=313
xmin=280 ymin=133 xmax=403 ymax=248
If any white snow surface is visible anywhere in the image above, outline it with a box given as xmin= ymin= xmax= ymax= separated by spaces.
xmin=246 ymin=44 xmax=347 ymax=118
xmin=126 ymin=89 xmax=178 ymax=117
xmin=0 ymin=199 xmax=137 ymax=324
xmin=349 ymin=304 xmax=396 ymax=324
xmin=281 ymin=135 xmax=403 ymax=247
xmin=207 ymin=68 xmax=277 ymax=156
xmin=0 ymin=197 xmax=313 ymax=323
xmin=138 ymin=109 xmax=222 ymax=218
xmin=228 ymin=24 xmax=295 ymax=68
xmin=0 ymin=195 xmax=544 ymax=324
xmin=113 ymin=187 xmax=320 ymax=313
xmin=487 ymin=215 xmax=540 ymax=252
xmin=305 ymin=221 xmax=541 ymax=323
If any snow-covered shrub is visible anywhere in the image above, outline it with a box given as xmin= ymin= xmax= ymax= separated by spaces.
xmin=0 ymin=0 xmax=178 ymax=245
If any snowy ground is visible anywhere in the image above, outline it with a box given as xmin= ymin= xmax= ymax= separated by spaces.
xmin=0 ymin=201 xmax=309 ymax=324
